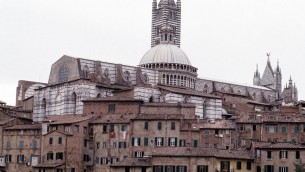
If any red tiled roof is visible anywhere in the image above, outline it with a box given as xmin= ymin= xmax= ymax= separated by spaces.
xmin=253 ymin=142 xmax=305 ymax=149
xmin=111 ymin=158 xmax=151 ymax=167
xmin=90 ymin=114 xmax=136 ymax=124
xmin=135 ymin=114 xmax=182 ymax=120
xmin=43 ymin=115 xmax=92 ymax=125
xmin=152 ymin=147 xmax=254 ymax=159
xmin=33 ymin=163 xmax=64 ymax=168
xmin=5 ymin=124 xmax=41 ymax=130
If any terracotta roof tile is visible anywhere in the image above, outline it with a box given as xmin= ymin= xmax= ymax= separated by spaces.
xmin=253 ymin=142 xmax=305 ymax=149
xmin=111 ymin=158 xmax=151 ymax=167
xmin=5 ymin=124 xmax=42 ymax=130
xmin=135 ymin=114 xmax=182 ymax=120
xmin=90 ymin=114 xmax=136 ymax=124
xmin=43 ymin=115 xmax=92 ymax=125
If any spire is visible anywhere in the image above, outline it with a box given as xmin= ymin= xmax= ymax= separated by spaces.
xmin=267 ymin=52 xmax=271 ymax=63
xmin=253 ymin=64 xmax=260 ymax=85
xmin=289 ymin=76 xmax=293 ymax=88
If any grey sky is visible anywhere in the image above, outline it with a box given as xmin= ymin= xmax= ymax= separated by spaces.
xmin=0 ymin=0 xmax=304 ymax=105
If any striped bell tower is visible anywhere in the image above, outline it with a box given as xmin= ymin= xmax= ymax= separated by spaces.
xmin=151 ymin=0 xmax=181 ymax=47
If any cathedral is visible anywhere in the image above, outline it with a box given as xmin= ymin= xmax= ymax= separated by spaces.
xmin=15 ymin=0 xmax=298 ymax=122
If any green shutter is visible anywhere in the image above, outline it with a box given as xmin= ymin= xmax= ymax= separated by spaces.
xmin=236 ymin=161 xmax=241 ymax=170
xmin=144 ymin=138 xmax=148 ymax=146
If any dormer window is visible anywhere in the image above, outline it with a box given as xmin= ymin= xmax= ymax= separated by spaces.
xmin=58 ymin=65 xmax=69 ymax=83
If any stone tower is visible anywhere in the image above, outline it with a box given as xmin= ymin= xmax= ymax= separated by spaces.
xmin=274 ymin=60 xmax=282 ymax=98
xmin=282 ymin=77 xmax=298 ymax=104
xmin=151 ymin=0 xmax=181 ymax=47
xmin=253 ymin=64 xmax=261 ymax=86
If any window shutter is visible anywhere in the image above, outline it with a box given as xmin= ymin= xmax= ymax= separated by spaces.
xmin=132 ymin=138 xmax=134 ymax=146
xmin=161 ymin=138 xmax=164 ymax=146
xmin=168 ymin=138 xmax=171 ymax=146
xmin=286 ymin=151 xmax=288 ymax=159
xmin=179 ymin=140 xmax=182 ymax=147
xmin=155 ymin=138 xmax=157 ymax=146
xmin=139 ymin=138 xmax=141 ymax=146
xmin=279 ymin=151 xmax=282 ymax=159
xmin=175 ymin=138 xmax=177 ymax=147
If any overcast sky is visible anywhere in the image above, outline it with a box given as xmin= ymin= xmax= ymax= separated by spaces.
xmin=0 ymin=0 xmax=305 ymax=105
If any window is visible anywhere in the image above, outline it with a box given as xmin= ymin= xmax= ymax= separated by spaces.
xmin=155 ymin=137 xmax=163 ymax=147
xmin=103 ymin=125 xmax=108 ymax=133
xmin=165 ymin=166 xmax=175 ymax=172
xmin=47 ymin=153 xmax=53 ymax=160
xmin=17 ymin=155 xmax=25 ymax=163
xmin=294 ymin=126 xmax=300 ymax=133
xmin=144 ymin=138 xmax=149 ymax=146
xmin=64 ymin=126 xmax=71 ymax=133
xmin=282 ymin=127 xmax=287 ymax=133
xmin=31 ymin=140 xmax=37 ymax=149
xmin=265 ymin=125 xmax=278 ymax=133
xmin=153 ymin=166 xmax=163 ymax=172
xmin=19 ymin=130 xmax=24 ymax=135
xmin=236 ymin=161 xmax=242 ymax=170
xmin=296 ymin=151 xmax=300 ymax=159
xmin=265 ymin=165 xmax=274 ymax=172
xmin=267 ymin=151 xmax=272 ymax=159
xmin=280 ymin=151 xmax=288 ymax=159
xmin=193 ymin=140 xmax=198 ymax=147
xmin=239 ymin=125 xmax=244 ymax=131
xmin=56 ymin=152 xmax=63 ymax=160
xmin=108 ymin=104 xmax=116 ymax=113
xmin=179 ymin=139 xmax=186 ymax=147
xmin=58 ymin=137 xmax=62 ymax=144
xmin=83 ymin=127 xmax=87 ymax=134
xmin=75 ymin=125 xmax=80 ymax=132
xmin=5 ymin=155 xmax=12 ymax=163
xmin=253 ymin=125 xmax=257 ymax=131
xmin=197 ymin=165 xmax=208 ymax=172
xmin=109 ymin=125 xmax=114 ymax=132
xmin=96 ymin=142 xmax=100 ymax=149
xmin=177 ymin=166 xmax=187 ymax=172
xmin=171 ymin=122 xmax=176 ymax=130
xmin=157 ymin=122 xmax=162 ymax=130
xmin=135 ymin=151 xmax=144 ymax=158
xmin=168 ymin=137 xmax=177 ymax=147
xmin=279 ymin=167 xmax=288 ymax=172
xmin=247 ymin=161 xmax=251 ymax=170
xmin=58 ymin=65 xmax=69 ymax=83
xmin=144 ymin=122 xmax=149 ymax=130
xmin=112 ymin=142 xmax=117 ymax=149
xmin=49 ymin=138 xmax=53 ymax=144
xmin=101 ymin=157 xmax=108 ymax=164
xmin=132 ymin=138 xmax=141 ymax=146
xmin=6 ymin=141 xmax=10 ymax=149
xmin=119 ymin=142 xmax=126 ymax=149
xmin=256 ymin=149 xmax=261 ymax=157
xmin=102 ymin=142 xmax=107 ymax=148
xmin=121 ymin=125 xmax=127 ymax=131
xmin=19 ymin=141 xmax=24 ymax=149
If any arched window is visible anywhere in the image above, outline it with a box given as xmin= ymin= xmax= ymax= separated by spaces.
xmin=71 ymin=92 xmax=77 ymax=114
xmin=58 ymin=65 xmax=69 ymax=83
xmin=170 ymin=34 xmax=172 ymax=41
xmin=203 ymin=85 xmax=208 ymax=93
xmin=123 ymin=71 xmax=131 ymax=81
xmin=82 ymin=65 xmax=89 ymax=78
xmin=165 ymin=34 xmax=168 ymax=41
xmin=252 ymin=93 xmax=257 ymax=100
xmin=96 ymin=93 xmax=101 ymax=98
xmin=41 ymin=98 xmax=46 ymax=116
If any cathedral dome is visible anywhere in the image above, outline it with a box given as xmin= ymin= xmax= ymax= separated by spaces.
xmin=139 ymin=44 xmax=191 ymax=66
